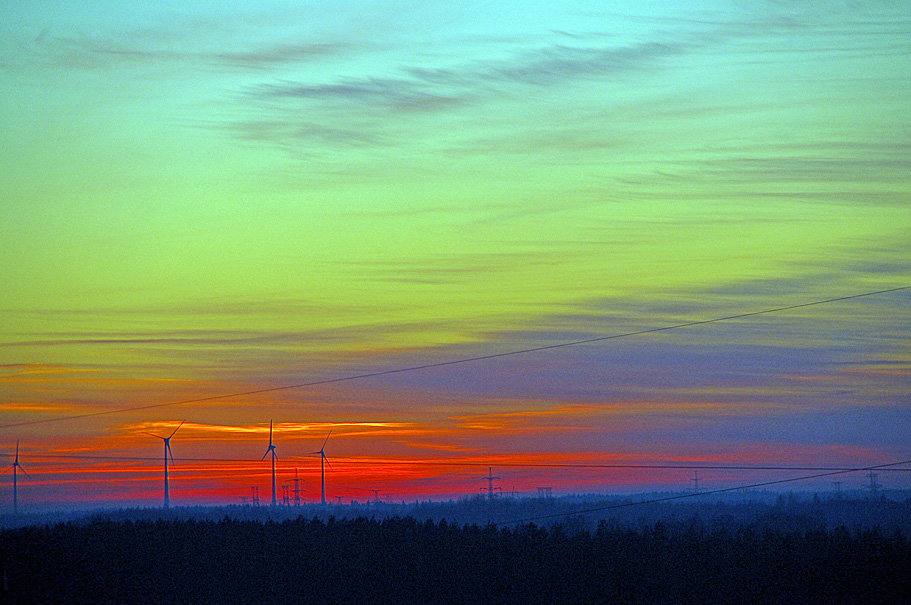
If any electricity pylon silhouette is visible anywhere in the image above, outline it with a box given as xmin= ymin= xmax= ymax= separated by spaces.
xmin=293 ymin=468 xmax=301 ymax=506
xmin=261 ymin=421 xmax=278 ymax=506
xmin=309 ymin=430 xmax=332 ymax=504
xmin=143 ymin=421 xmax=184 ymax=508
xmin=481 ymin=467 xmax=501 ymax=500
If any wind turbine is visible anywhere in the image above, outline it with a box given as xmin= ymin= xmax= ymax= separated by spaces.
xmin=11 ymin=440 xmax=29 ymax=514
xmin=261 ymin=421 xmax=278 ymax=506
xmin=310 ymin=430 xmax=332 ymax=505
xmin=144 ymin=421 xmax=184 ymax=508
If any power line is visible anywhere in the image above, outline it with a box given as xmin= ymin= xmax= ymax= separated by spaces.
xmin=21 ymin=454 xmax=251 ymax=463
xmin=330 ymin=460 xmax=911 ymax=472
xmin=1 ymin=284 xmax=907 ymax=430
xmin=493 ymin=458 xmax=911 ymax=526
xmin=12 ymin=452 xmax=911 ymax=473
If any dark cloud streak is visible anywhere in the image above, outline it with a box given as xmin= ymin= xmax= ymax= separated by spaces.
xmin=257 ymin=77 xmax=469 ymax=113
xmin=24 ymin=36 xmax=345 ymax=72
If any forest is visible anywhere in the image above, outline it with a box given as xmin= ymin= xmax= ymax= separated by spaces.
xmin=2 ymin=506 xmax=910 ymax=603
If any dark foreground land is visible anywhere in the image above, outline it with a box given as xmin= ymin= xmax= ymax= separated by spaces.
xmin=2 ymin=514 xmax=910 ymax=604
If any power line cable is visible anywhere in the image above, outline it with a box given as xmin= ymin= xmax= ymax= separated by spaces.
xmin=2 ymin=285 xmax=907 ymax=430
xmin=317 ymin=459 xmax=911 ymax=472
xmin=12 ymin=452 xmax=911 ymax=473
xmin=493 ymin=458 xmax=911 ymax=526
xmin=10 ymin=454 xmax=907 ymax=516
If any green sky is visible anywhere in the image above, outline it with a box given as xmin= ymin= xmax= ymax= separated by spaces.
xmin=1 ymin=0 xmax=909 ymax=506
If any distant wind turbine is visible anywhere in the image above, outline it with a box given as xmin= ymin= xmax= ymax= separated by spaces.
xmin=261 ymin=421 xmax=278 ymax=506
xmin=11 ymin=440 xmax=29 ymax=514
xmin=144 ymin=421 xmax=184 ymax=508
xmin=310 ymin=430 xmax=332 ymax=505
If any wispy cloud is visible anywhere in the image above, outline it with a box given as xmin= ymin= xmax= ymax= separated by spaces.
xmin=1 ymin=7 xmax=349 ymax=74
xmin=211 ymin=43 xmax=342 ymax=68
xmin=241 ymin=38 xmax=688 ymax=150
xmin=57 ymin=39 xmax=344 ymax=71
xmin=118 ymin=420 xmax=416 ymax=439
xmin=406 ymin=40 xmax=686 ymax=88
xmin=257 ymin=77 xmax=469 ymax=113
xmin=232 ymin=120 xmax=388 ymax=147
xmin=0 ymin=363 xmax=93 ymax=378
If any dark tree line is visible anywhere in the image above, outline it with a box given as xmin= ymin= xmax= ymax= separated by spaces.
xmin=2 ymin=516 xmax=909 ymax=603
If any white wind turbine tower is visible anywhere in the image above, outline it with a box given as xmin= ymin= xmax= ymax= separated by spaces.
xmin=309 ymin=430 xmax=332 ymax=505
xmin=11 ymin=440 xmax=29 ymax=514
xmin=261 ymin=421 xmax=278 ymax=506
xmin=144 ymin=421 xmax=184 ymax=508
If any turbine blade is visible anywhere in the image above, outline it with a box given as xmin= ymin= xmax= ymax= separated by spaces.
xmin=261 ymin=449 xmax=270 ymax=461
xmin=324 ymin=454 xmax=333 ymax=471
xmin=12 ymin=441 xmax=29 ymax=478
xmin=269 ymin=420 xmax=273 ymax=447
xmin=167 ymin=442 xmax=175 ymax=464
xmin=168 ymin=420 xmax=186 ymax=439
xmin=142 ymin=432 xmax=164 ymax=440
xmin=320 ymin=429 xmax=332 ymax=451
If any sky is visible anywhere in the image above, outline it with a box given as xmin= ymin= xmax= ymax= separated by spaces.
xmin=1 ymin=0 xmax=909 ymax=509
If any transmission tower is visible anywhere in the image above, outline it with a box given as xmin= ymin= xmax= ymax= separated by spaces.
xmin=293 ymin=468 xmax=301 ymax=506
xmin=868 ymin=471 xmax=881 ymax=497
xmin=481 ymin=467 xmax=501 ymax=500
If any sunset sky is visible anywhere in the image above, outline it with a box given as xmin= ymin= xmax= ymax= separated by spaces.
xmin=1 ymin=0 xmax=909 ymax=509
